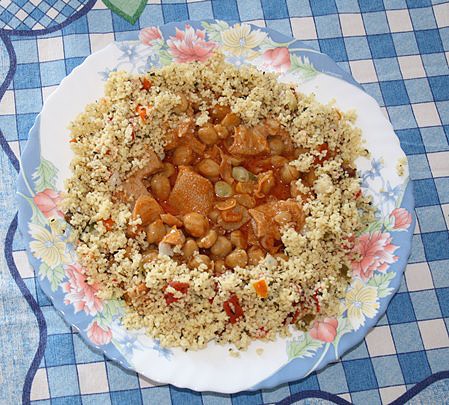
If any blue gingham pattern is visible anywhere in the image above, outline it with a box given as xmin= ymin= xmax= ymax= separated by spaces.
xmin=1 ymin=1 xmax=448 ymax=404
xmin=0 ymin=0 xmax=87 ymax=30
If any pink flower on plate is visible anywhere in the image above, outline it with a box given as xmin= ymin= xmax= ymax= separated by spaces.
xmin=263 ymin=47 xmax=291 ymax=72
xmin=139 ymin=26 xmax=162 ymax=45
xmin=167 ymin=24 xmax=216 ymax=63
xmin=33 ymin=189 xmax=63 ymax=219
xmin=62 ymin=264 xmax=103 ymax=316
xmin=351 ymin=231 xmax=399 ymax=281
xmin=87 ymin=320 xmax=112 ymax=346
xmin=390 ymin=208 xmax=412 ymax=231
xmin=309 ymin=318 xmax=338 ymax=342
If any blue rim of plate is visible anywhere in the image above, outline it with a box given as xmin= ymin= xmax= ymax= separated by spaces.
xmin=16 ymin=19 xmax=415 ymax=392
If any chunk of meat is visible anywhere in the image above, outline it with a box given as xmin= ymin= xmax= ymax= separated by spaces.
xmin=168 ymin=166 xmax=214 ymax=215
xmin=228 ymin=126 xmax=269 ymax=156
xmin=132 ymin=195 xmax=163 ymax=226
xmin=145 ymin=149 xmax=164 ymax=176
xmin=121 ymin=149 xmax=163 ymax=201
xmin=249 ymin=199 xmax=304 ymax=241
xmin=121 ymin=175 xmax=149 ymax=202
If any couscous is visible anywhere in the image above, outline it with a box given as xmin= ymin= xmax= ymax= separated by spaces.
xmin=63 ymin=53 xmax=372 ymax=350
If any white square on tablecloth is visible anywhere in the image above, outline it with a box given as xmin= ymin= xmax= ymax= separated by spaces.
xmin=30 ymin=368 xmax=50 ymax=401
xmin=398 ymin=55 xmax=426 ymax=79
xmin=405 ymin=262 xmax=434 ymax=292
xmin=38 ymin=37 xmax=64 ymax=62
xmin=412 ymin=102 xmax=441 ymax=127
xmin=365 ymin=325 xmax=396 ymax=356
xmin=349 ymin=59 xmax=377 ymax=84
xmin=434 ymin=3 xmax=449 ymax=28
xmin=0 ymin=90 xmax=15 ymax=115
xmin=291 ymin=17 xmax=317 ymax=40
xmin=89 ymin=33 xmax=115 ymax=53
xmin=379 ymin=386 xmax=407 ymax=404
xmin=77 ymin=362 xmax=109 ymax=394
xmin=340 ymin=14 xmax=365 ymax=37
xmin=428 ymin=152 xmax=449 ymax=178
xmin=386 ymin=10 xmax=413 ymax=32
xmin=418 ymin=319 xmax=449 ymax=350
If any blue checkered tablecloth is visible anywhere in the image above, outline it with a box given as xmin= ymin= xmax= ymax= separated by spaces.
xmin=1 ymin=1 xmax=448 ymax=404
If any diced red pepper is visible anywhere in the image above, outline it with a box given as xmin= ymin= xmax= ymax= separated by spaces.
xmin=354 ymin=189 xmax=362 ymax=199
xmin=70 ymin=139 xmax=77 ymax=143
xmin=141 ymin=77 xmax=152 ymax=90
xmin=164 ymin=281 xmax=189 ymax=305
xmin=223 ymin=294 xmax=244 ymax=324
xmin=313 ymin=143 xmax=330 ymax=165
xmin=102 ymin=218 xmax=114 ymax=231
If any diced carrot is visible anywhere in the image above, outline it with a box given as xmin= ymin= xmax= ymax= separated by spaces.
xmin=102 ymin=218 xmax=114 ymax=231
xmin=141 ymin=77 xmax=152 ymax=90
xmin=136 ymin=104 xmax=147 ymax=123
xmin=70 ymin=139 xmax=77 ymax=143
xmin=223 ymin=294 xmax=244 ymax=324
xmin=252 ymin=279 xmax=268 ymax=298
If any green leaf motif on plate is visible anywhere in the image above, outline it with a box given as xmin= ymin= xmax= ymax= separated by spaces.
xmin=289 ymin=54 xmax=318 ymax=80
xmin=367 ymin=271 xmax=395 ymax=298
xmin=102 ymin=0 xmax=146 ymax=25
xmin=32 ymin=157 xmax=58 ymax=193
xmin=39 ymin=262 xmax=65 ymax=292
xmin=287 ymin=333 xmax=324 ymax=360
xmin=201 ymin=20 xmax=229 ymax=42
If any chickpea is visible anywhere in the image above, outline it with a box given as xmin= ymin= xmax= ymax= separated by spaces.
xmin=230 ymin=230 xmax=248 ymax=249
xmin=211 ymin=104 xmax=231 ymax=121
xmin=208 ymin=209 xmax=220 ymax=223
xmin=198 ymin=124 xmax=218 ymax=145
xmin=270 ymin=155 xmax=288 ymax=167
xmin=183 ymin=238 xmax=198 ymax=258
xmin=280 ymin=163 xmax=300 ymax=183
xmin=173 ymin=145 xmax=193 ymax=166
xmin=265 ymin=118 xmax=280 ymax=135
xmin=274 ymin=211 xmax=292 ymax=225
xmin=303 ymin=169 xmax=316 ymax=187
xmin=197 ymin=158 xmax=220 ymax=178
xmin=234 ymin=193 xmax=256 ymax=208
xmin=214 ymin=124 xmax=229 ymax=139
xmin=214 ymin=259 xmax=227 ymax=275
xmin=146 ymin=219 xmax=166 ymax=244
xmin=290 ymin=182 xmax=301 ymax=198
xmin=161 ymin=162 xmax=175 ymax=178
xmin=183 ymin=212 xmax=209 ymax=237
xmin=269 ymin=137 xmax=284 ymax=155
xmin=275 ymin=252 xmax=289 ymax=261
xmin=210 ymin=236 xmax=232 ymax=257
xmin=173 ymin=93 xmax=189 ymax=114
xmin=141 ymin=249 xmax=159 ymax=264
xmin=248 ymin=246 xmax=265 ymax=265
xmin=221 ymin=112 xmax=241 ymax=129
xmin=150 ymin=174 xmax=171 ymax=201
xmin=197 ymin=229 xmax=218 ymax=249
xmin=160 ymin=213 xmax=182 ymax=227
xmin=225 ymin=249 xmax=248 ymax=268
xmin=189 ymin=254 xmax=212 ymax=270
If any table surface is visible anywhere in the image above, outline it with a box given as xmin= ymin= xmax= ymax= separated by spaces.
xmin=1 ymin=1 xmax=448 ymax=404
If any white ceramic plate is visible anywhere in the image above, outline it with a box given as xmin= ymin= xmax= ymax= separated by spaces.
xmin=17 ymin=20 xmax=414 ymax=393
